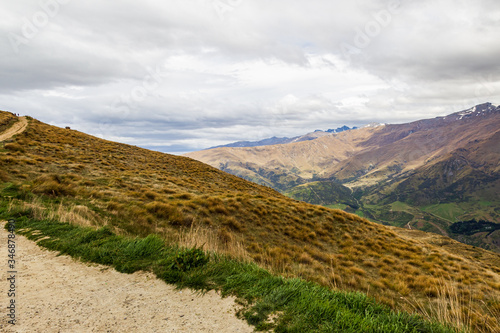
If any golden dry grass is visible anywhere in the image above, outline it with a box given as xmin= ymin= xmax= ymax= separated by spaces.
xmin=1 ymin=112 xmax=499 ymax=332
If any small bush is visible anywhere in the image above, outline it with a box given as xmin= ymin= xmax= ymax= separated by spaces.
xmin=146 ymin=201 xmax=175 ymax=218
xmin=168 ymin=247 xmax=209 ymax=272
xmin=106 ymin=201 xmax=123 ymax=212
xmin=176 ymin=193 xmax=192 ymax=200
xmin=210 ymin=204 xmax=229 ymax=215
xmin=162 ymin=188 xmax=176 ymax=194
xmin=217 ymin=227 xmax=233 ymax=244
xmin=298 ymin=252 xmax=314 ymax=265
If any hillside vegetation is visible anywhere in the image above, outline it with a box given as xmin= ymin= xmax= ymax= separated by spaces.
xmin=1 ymin=111 xmax=500 ymax=332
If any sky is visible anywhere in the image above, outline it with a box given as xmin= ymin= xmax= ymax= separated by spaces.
xmin=2 ymin=0 xmax=500 ymax=154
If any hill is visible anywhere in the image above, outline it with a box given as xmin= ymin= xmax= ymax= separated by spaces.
xmin=1 ymin=110 xmax=499 ymax=332
xmin=186 ymin=124 xmax=383 ymax=189
xmin=186 ymin=103 xmax=500 ymax=253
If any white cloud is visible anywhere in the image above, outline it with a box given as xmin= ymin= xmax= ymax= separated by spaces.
xmin=1 ymin=0 xmax=499 ymax=153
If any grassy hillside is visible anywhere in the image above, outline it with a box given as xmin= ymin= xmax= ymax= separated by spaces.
xmin=284 ymin=181 xmax=359 ymax=209
xmin=1 ymin=111 xmax=500 ymax=332
xmin=358 ymin=130 xmax=500 ymax=252
xmin=188 ymin=105 xmax=500 ymax=255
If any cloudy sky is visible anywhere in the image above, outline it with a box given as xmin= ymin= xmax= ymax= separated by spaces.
xmin=2 ymin=0 xmax=500 ymax=153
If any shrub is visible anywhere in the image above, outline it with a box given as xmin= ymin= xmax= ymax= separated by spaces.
xmin=210 ymin=204 xmax=229 ymax=215
xmin=175 ymin=193 xmax=192 ymax=200
xmin=162 ymin=187 xmax=176 ymax=194
xmin=143 ymin=190 xmax=158 ymax=200
xmin=106 ymin=201 xmax=123 ymax=212
xmin=298 ymin=252 xmax=314 ymax=265
xmin=217 ymin=227 xmax=232 ymax=244
xmin=168 ymin=247 xmax=209 ymax=272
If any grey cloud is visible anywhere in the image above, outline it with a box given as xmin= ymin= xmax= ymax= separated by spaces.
xmin=1 ymin=0 xmax=499 ymax=153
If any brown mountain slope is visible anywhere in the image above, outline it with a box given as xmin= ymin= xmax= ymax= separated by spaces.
xmin=186 ymin=103 xmax=500 ymax=191
xmin=186 ymin=125 xmax=385 ymax=189
xmin=1 ymin=111 xmax=500 ymax=332
xmin=382 ymin=130 xmax=500 ymax=205
xmin=332 ymin=103 xmax=500 ymax=187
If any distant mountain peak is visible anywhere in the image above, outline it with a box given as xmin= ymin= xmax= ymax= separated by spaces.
xmin=207 ymin=136 xmax=293 ymax=149
xmin=449 ymin=102 xmax=499 ymax=121
xmin=206 ymin=103 xmax=498 ymax=151
xmin=208 ymin=125 xmax=359 ymax=149
xmin=325 ymin=125 xmax=357 ymax=133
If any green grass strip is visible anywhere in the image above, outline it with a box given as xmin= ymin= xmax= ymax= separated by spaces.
xmin=2 ymin=208 xmax=459 ymax=332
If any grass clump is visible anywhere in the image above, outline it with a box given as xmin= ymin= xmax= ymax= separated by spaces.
xmin=4 ymin=142 xmax=25 ymax=153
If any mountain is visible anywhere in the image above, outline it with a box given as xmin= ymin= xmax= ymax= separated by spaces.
xmin=209 ymin=136 xmax=295 ymax=149
xmin=208 ymin=125 xmax=357 ymax=149
xmin=2 ymin=110 xmax=500 ymax=332
xmin=187 ymin=125 xmax=383 ymax=189
xmin=326 ymin=125 xmax=358 ymax=133
xmin=186 ymin=103 xmax=500 ymax=253
xmin=327 ymin=103 xmax=500 ymax=185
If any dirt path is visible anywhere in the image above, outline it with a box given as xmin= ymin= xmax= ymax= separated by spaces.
xmin=0 ymin=222 xmax=253 ymax=332
xmin=0 ymin=117 xmax=28 ymax=142
xmin=422 ymin=212 xmax=451 ymax=237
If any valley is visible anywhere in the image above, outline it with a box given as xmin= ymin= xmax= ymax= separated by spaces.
xmin=186 ymin=103 xmax=500 ymax=254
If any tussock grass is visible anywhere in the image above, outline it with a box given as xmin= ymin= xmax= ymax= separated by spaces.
xmin=0 ymin=111 xmax=18 ymax=133
xmin=177 ymin=223 xmax=251 ymax=262
xmin=403 ymin=277 xmax=500 ymax=333
xmin=6 ymin=196 xmax=108 ymax=228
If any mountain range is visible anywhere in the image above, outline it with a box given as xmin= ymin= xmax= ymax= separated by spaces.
xmin=208 ymin=126 xmax=358 ymax=149
xmin=186 ymin=103 xmax=500 ymax=253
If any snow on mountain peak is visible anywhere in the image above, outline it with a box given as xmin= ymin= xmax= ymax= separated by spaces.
xmin=458 ymin=106 xmax=476 ymax=117
xmin=454 ymin=103 xmax=499 ymax=121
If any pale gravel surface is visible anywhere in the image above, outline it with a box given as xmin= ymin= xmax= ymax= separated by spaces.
xmin=0 ymin=117 xmax=28 ymax=142
xmin=0 ymin=222 xmax=253 ymax=332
